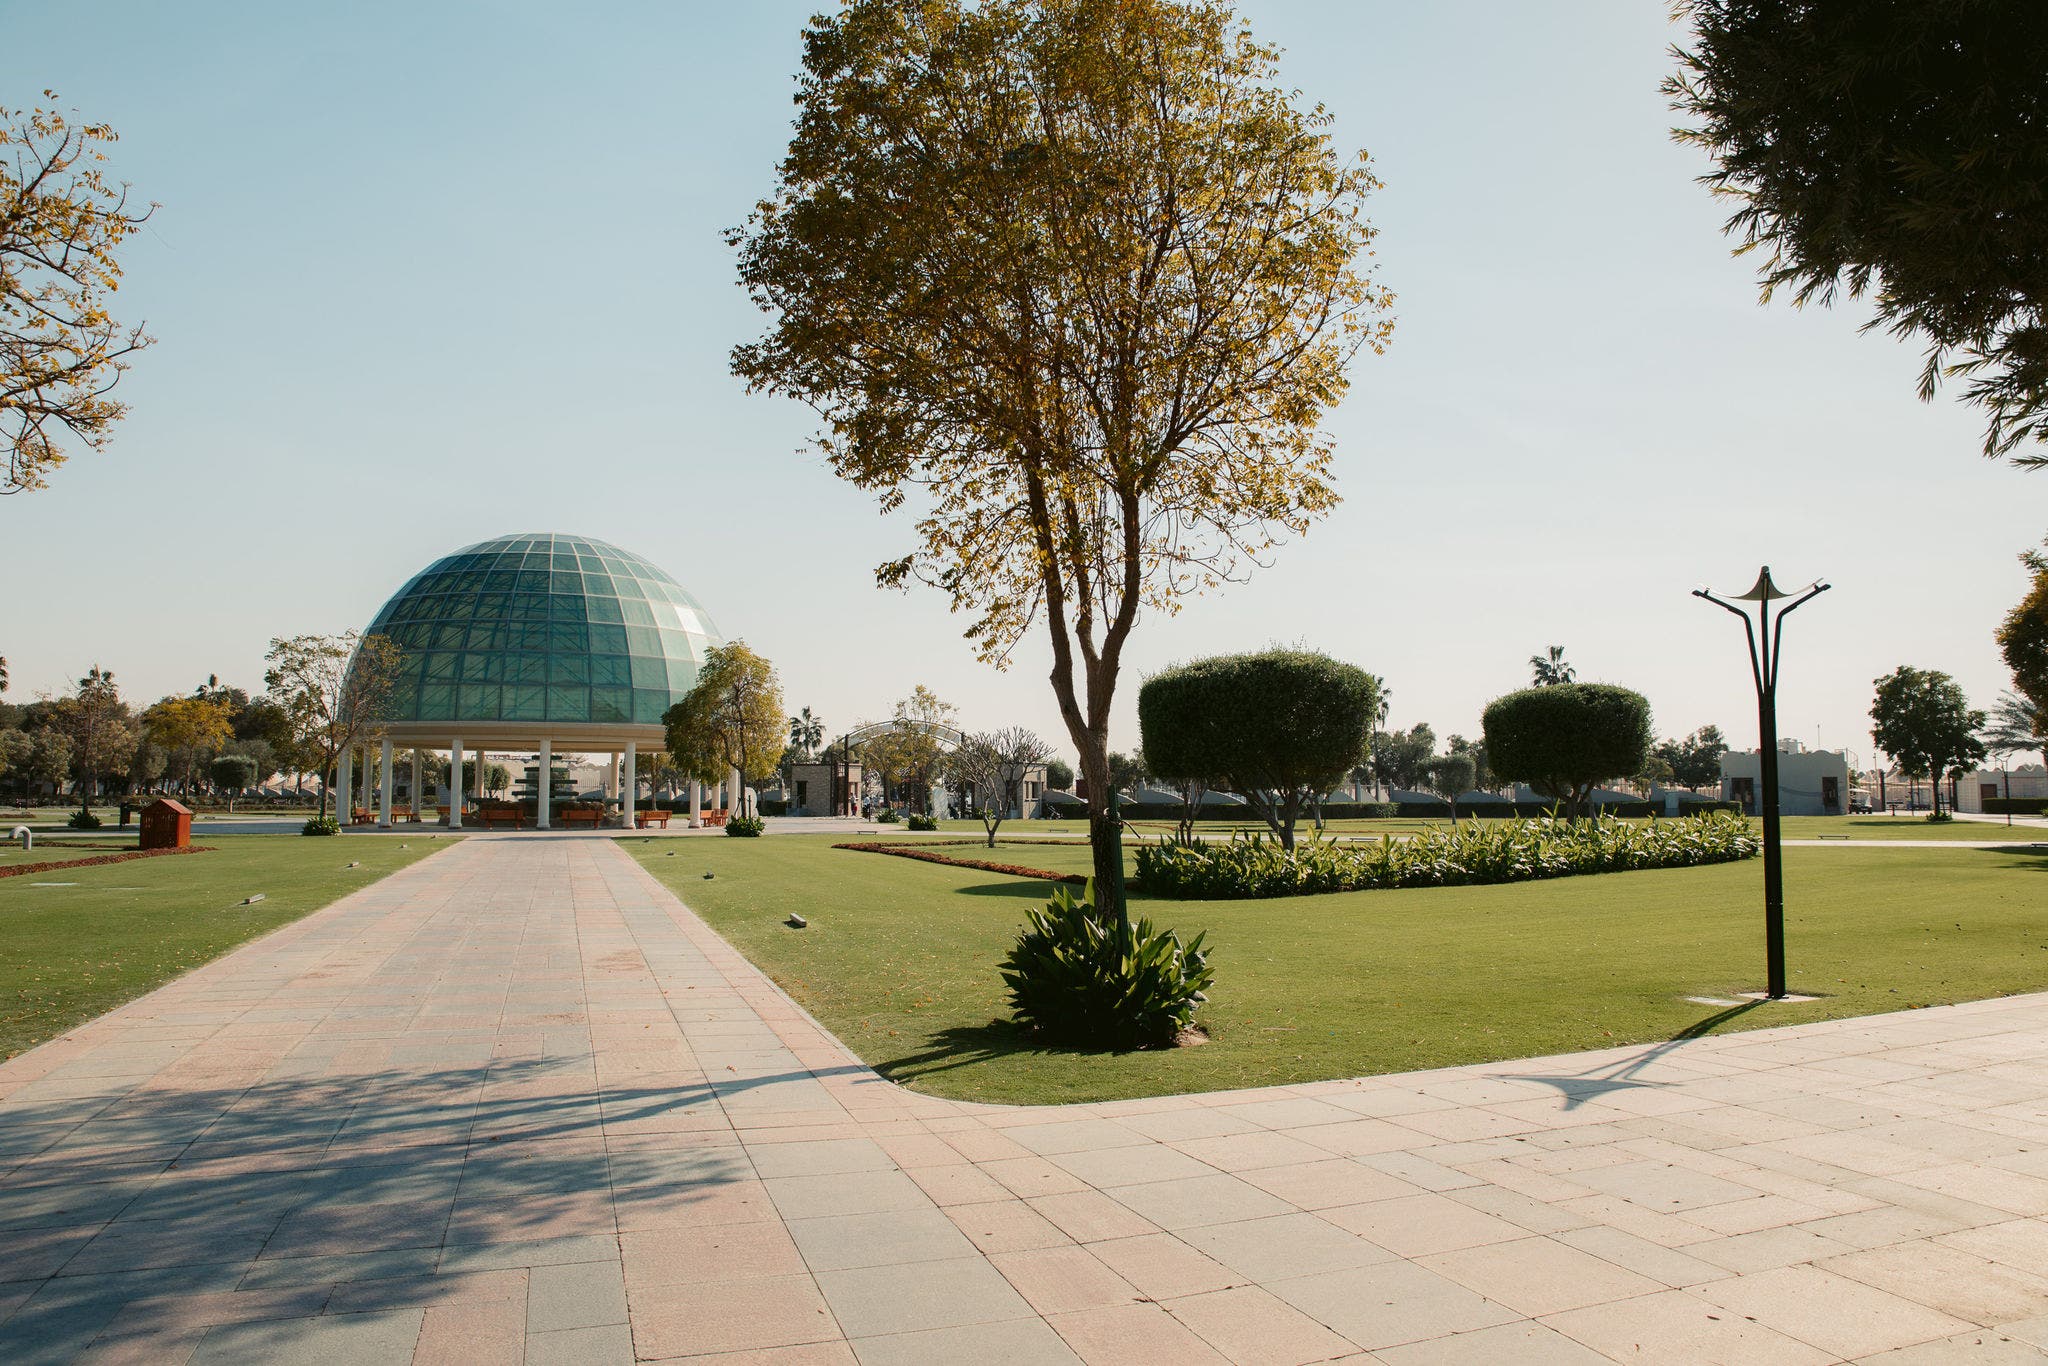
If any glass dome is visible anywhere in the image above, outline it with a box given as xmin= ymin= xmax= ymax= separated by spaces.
xmin=364 ymin=533 xmax=722 ymax=728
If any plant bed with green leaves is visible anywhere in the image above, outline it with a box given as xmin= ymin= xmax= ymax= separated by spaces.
xmin=1136 ymin=812 xmax=1760 ymax=899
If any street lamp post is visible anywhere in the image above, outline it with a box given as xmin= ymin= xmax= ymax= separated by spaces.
xmin=1694 ymin=566 xmax=1829 ymax=1000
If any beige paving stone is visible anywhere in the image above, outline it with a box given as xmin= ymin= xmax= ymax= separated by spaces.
xmin=1179 ymin=1212 xmax=1390 ymax=1281
xmin=1238 ymin=1157 xmax=1422 ymax=1211
xmin=814 ymin=1255 xmax=1033 ymax=1339
xmin=1696 ymin=1264 xmax=1975 ymax=1358
xmin=1850 ymin=1329 xmax=2048 ymax=1363
xmin=1024 ymin=1190 xmax=1161 ymax=1244
xmin=1322 ymin=1193 xmax=1529 ymax=1257
xmin=849 ymin=1318 xmax=1082 ymax=1365
xmin=1084 ymin=1233 xmax=1241 ymax=1300
xmin=1266 ymin=1260 xmax=1519 ymax=1350
xmin=945 ymin=1199 xmax=1073 ymax=1254
xmin=786 ymin=1208 xmax=978 ymax=1272
xmin=1553 ymin=1226 xmax=1731 ymax=1288
xmin=1104 ymin=1173 xmax=1295 ymax=1230
xmin=1541 ymin=1288 xmax=1836 ymax=1365
xmin=1419 ymin=1235 xmax=1665 ymax=1317
xmin=1821 ymin=1241 xmax=2048 ymax=1326
xmin=989 ymin=1245 xmax=1145 ymax=1315
xmin=1372 ymin=1320 xmax=1611 ymax=1365
xmin=1045 ymin=1302 xmax=1233 ymax=1365
xmin=1162 ymin=1282 xmax=1360 ymax=1365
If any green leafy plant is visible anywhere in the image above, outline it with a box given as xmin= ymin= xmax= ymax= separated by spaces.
xmin=1925 ymin=809 xmax=1955 ymax=824
xmin=301 ymin=816 xmax=340 ymax=836
xmin=67 ymin=808 xmax=103 ymax=830
xmin=907 ymin=812 xmax=939 ymax=832
xmin=1001 ymin=886 xmax=1213 ymax=1050
xmin=875 ymin=808 xmax=901 ymax=824
xmin=724 ymin=815 xmax=766 ymax=838
xmin=1135 ymin=812 xmax=1761 ymax=900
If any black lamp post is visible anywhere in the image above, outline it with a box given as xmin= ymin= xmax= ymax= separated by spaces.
xmin=1694 ymin=566 xmax=1829 ymax=1000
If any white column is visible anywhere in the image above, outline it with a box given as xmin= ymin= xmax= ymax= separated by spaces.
xmin=336 ymin=746 xmax=353 ymax=823
xmin=473 ymin=747 xmax=489 ymax=807
xmin=610 ymin=753 xmax=621 ymax=801
xmin=623 ymin=741 xmax=637 ymax=828
xmin=714 ymin=777 xmax=725 ymax=816
xmin=537 ymin=739 xmax=552 ymax=828
xmin=410 ymin=750 xmax=422 ymax=819
xmin=448 ymin=739 xmax=463 ymax=828
xmin=688 ymin=777 xmax=702 ymax=828
xmin=378 ymin=738 xmax=394 ymax=827
xmin=731 ymin=764 xmax=744 ymax=818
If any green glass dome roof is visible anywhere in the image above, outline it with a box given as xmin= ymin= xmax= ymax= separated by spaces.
xmin=365 ymin=533 xmax=722 ymax=728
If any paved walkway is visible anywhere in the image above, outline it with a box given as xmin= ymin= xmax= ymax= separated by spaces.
xmin=4 ymin=839 xmax=2047 ymax=1364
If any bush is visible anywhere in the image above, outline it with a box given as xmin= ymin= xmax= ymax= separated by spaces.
xmin=1983 ymin=796 xmax=2048 ymax=816
xmin=1484 ymin=684 xmax=1654 ymax=819
xmin=725 ymin=815 xmax=766 ymax=837
xmin=1000 ymin=886 xmax=1213 ymax=1049
xmin=1135 ymin=811 xmax=1760 ymax=899
xmin=907 ymin=812 xmax=939 ymax=831
xmin=301 ymin=816 xmax=341 ymax=836
xmin=1677 ymin=797 xmax=1741 ymax=815
xmin=875 ymin=808 xmax=901 ymax=824
xmin=67 ymin=809 xmax=104 ymax=830
xmin=1926 ymin=809 xmax=1955 ymax=823
xmin=759 ymin=798 xmax=788 ymax=817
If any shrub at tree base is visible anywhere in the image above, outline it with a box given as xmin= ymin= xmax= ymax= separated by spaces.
xmin=1001 ymin=886 xmax=1214 ymax=1051
xmin=875 ymin=809 xmax=901 ymax=824
xmin=907 ymin=813 xmax=939 ymax=832
xmin=725 ymin=816 xmax=766 ymax=838
xmin=301 ymin=817 xmax=340 ymax=836
xmin=67 ymin=810 xmax=103 ymax=830
xmin=1135 ymin=812 xmax=1760 ymax=900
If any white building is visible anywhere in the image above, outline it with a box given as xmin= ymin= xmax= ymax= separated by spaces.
xmin=1719 ymin=741 xmax=1851 ymax=816
xmin=1952 ymin=765 xmax=2048 ymax=813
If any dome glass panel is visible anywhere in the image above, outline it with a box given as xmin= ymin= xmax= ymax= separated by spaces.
xmin=364 ymin=534 xmax=722 ymax=727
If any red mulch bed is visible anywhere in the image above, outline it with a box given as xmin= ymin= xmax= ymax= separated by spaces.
xmin=833 ymin=839 xmax=1087 ymax=883
xmin=0 ymin=845 xmax=215 ymax=880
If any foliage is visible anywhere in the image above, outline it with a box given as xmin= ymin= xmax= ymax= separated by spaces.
xmin=1925 ymin=809 xmax=1955 ymax=824
xmin=1 ymin=95 xmax=155 ymax=494
xmin=1668 ymin=2 xmax=2048 ymax=467
xmin=1369 ymin=723 xmax=1436 ymax=794
xmin=731 ymin=0 xmax=1394 ymax=926
xmin=2000 ymin=542 xmax=2048 ymax=713
xmin=1419 ymin=753 xmax=1477 ymax=821
xmin=951 ymin=726 xmax=1054 ymax=846
xmin=1652 ymin=725 xmax=1729 ymax=792
xmin=906 ymin=812 xmax=939 ymax=832
xmin=66 ymin=808 xmax=102 ymax=830
xmin=49 ymin=667 xmax=132 ymax=812
xmin=1445 ymin=733 xmax=1491 ymax=790
xmin=1135 ymin=812 xmax=1760 ymax=900
xmin=1000 ymin=886 xmax=1212 ymax=1050
xmin=1105 ymin=751 xmax=1147 ymax=798
xmin=663 ymin=640 xmax=787 ymax=791
xmin=1983 ymin=692 xmax=2047 ymax=771
xmin=724 ymin=815 xmax=766 ymax=838
xmin=786 ymin=706 xmax=825 ymax=760
xmin=263 ymin=632 xmax=404 ymax=822
xmin=300 ymin=816 xmax=340 ymax=836
xmin=1139 ymin=650 xmax=1377 ymax=850
xmin=209 ymin=754 xmax=257 ymax=794
xmin=1868 ymin=666 xmax=1987 ymax=817
xmin=1044 ymin=757 xmax=1074 ymax=792
xmin=141 ymin=695 xmax=234 ymax=793
xmin=1484 ymin=684 xmax=1653 ymax=819
xmin=1529 ymin=646 xmax=1575 ymax=686
xmin=861 ymin=686 xmax=956 ymax=813
xmin=875 ymin=808 xmax=900 ymax=824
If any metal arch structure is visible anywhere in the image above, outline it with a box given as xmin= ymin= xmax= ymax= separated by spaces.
xmin=832 ymin=719 xmax=968 ymax=816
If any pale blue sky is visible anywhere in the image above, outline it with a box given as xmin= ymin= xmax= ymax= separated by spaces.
xmin=5 ymin=1 xmax=2039 ymax=770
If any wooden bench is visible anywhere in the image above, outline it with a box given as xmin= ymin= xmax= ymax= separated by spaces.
xmin=634 ymin=809 xmax=672 ymax=829
xmin=477 ymin=804 xmax=525 ymax=829
xmin=556 ymin=807 xmax=604 ymax=829
xmin=703 ymin=809 xmax=729 ymax=828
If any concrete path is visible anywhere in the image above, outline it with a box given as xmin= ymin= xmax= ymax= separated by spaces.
xmin=4 ymin=839 xmax=2047 ymax=1364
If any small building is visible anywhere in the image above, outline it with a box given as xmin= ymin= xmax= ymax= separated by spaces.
xmin=1719 ymin=743 xmax=1851 ymax=816
xmin=783 ymin=759 xmax=866 ymax=816
xmin=1952 ymin=765 xmax=2048 ymax=813
xmin=138 ymin=798 xmax=193 ymax=850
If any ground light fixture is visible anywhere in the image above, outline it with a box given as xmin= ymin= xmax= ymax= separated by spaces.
xmin=1694 ymin=566 xmax=1830 ymax=1000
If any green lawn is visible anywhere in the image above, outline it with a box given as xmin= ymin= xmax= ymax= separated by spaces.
xmin=628 ymin=833 xmax=2048 ymax=1105
xmin=0 ymin=833 xmax=453 ymax=1059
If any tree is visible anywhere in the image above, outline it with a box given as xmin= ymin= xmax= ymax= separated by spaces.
xmin=263 ymin=632 xmax=404 ymax=822
xmin=1652 ymin=725 xmax=1728 ymax=792
xmin=1370 ymin=723 xmax=1435 ymax=794
xmin=126 ymin=737 xmax=165 ymax=792
xmin=24 ymin=729 xmax=70 ymax=795
xmin=1105 ymin=751 xmax=1147 ymax=799
xmin=862 ymin=686 xmax=956 ymax=813
xmin=1667 ymin=2 xmax=2048 ymax=468
xmin=1484 ymin=683 xmax=1653 ymax=820
xmin=1139 ymin=649 xmax=1376 ymax=850
xmin=2000 ymin=541 xmax=2048 ymax=713
xmin=1869 ymin=666 xmax=1987 ymax=817
xmin=1529 ymin=646 xmax=1575 ymax=687
xmin=49 ymin=667 xmax=131 ymax=812
xmin=1445 ymin=733 xmax=1492 ymax=791
xmin=663 ymin=641 xmax=787 ymax=809
xmin=731 ymin=0 xmax=1393 ymax=928
xmin=951 ymin=727 xmax=1053 ymax=846
xmin=1420 ymin=752 xmax=1476 ymax=824
xmin=209 ymin=754 xmax=257 ymax=811
xmin=1983 ymin=691 xmax=2047 ymax=774
xmin=2 ymin=95 xmax=155 ymax=494
xmin=1044 ymin=757 xmax=1074 ymax=792
xmin=141 ymin=694 xmax=233 ymax=795
xmin=787 ymin=707 xmax=825 ymax=760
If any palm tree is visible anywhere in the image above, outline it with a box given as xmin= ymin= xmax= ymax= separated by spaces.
xmin=1529 ymin=646 xmax=1575 ymax=686
xmin=1983 ymin=691 xmax=2047 ymax=773
xmin=787 ymin=707 xmax=825 ymax=760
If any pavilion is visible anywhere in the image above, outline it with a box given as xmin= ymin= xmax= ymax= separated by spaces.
xmin=336 ymin=532 xmax=738 ymax=830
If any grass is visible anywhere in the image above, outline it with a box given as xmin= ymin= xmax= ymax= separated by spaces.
xmin=627 ymin=833 xmax=2048 ymax=1105
xmin=0 ymin=833 xmax=452 ymax=1059
xmin=933 ymin=815 xmax=2043 ymax=844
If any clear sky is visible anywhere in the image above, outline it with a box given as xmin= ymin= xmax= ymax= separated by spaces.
xmin=5 ymin=1 xmax=2040 ymax=772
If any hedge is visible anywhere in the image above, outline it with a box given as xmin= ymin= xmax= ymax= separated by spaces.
xmin=1982 ymin=797 xmax=2048 ymax=816
xmin=1134 ymin=812 xmax=1759 ymax=900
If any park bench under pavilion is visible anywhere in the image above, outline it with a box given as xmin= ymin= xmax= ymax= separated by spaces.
xmin=336 ymin=532 xmax=743 ymax=831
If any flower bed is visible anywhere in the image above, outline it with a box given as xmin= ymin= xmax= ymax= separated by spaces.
xmin=1134 ymin=813 xmax=1761 ymax=900
xmin=0 ymin=846 xmax=215 ymax=880
xmin=833 ymin=840 xmax=1088 ymax=884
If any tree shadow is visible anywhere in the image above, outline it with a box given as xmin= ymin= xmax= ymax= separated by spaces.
xmin=876 ymin=1020 xmax=1138 ymax=1084
xmin=1497 ymin=1001 xmax=1766 ymax=1109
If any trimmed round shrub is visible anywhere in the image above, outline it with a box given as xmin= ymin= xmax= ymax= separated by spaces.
xmin=1483 ymin=684 xmax=1652 ymax=819
xmin=301 ymin=816 xmax=341 ymax=836
xmin=1000 ymin=887 xmax=1213 ymax=1049
xmin=724 ymin=815 xmax=766 ymax=837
